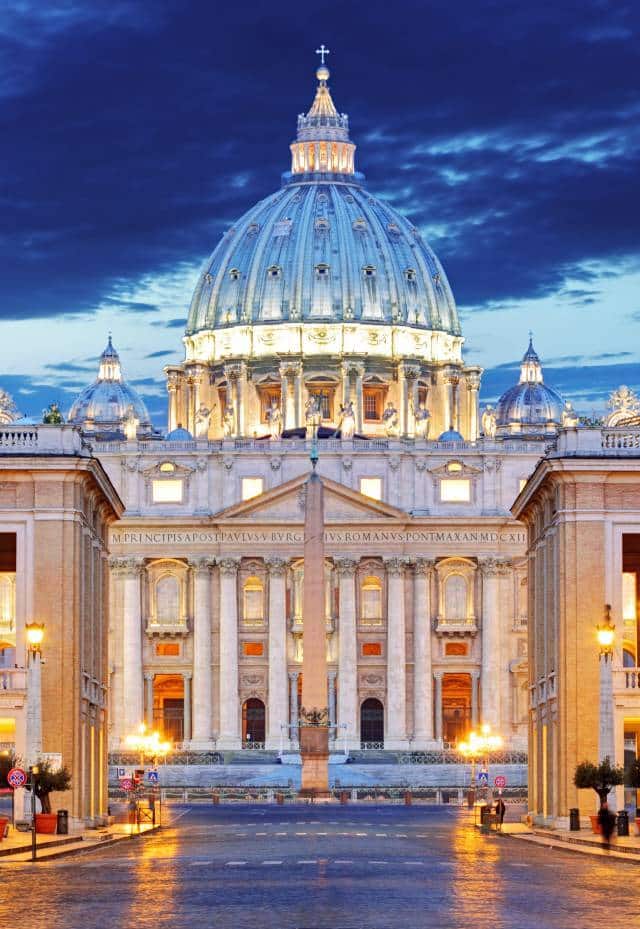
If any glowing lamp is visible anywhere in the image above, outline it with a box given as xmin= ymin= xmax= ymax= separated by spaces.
xmin=25 ymin=623 xmax=45 ymax=652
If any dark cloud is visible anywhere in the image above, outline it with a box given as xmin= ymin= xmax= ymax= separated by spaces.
xmin=144 ymin=349 xmax=174 ymax=359
xmin=151 ymin=318 xmax=186 ymax=329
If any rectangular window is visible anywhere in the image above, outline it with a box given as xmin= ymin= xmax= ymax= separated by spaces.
xmin=360 ymin=477 xmax=382 ymax=501
xmin=623 ymin=572 xmax=637 ymax=621
xmin=152 ymin=479 xmax=183 ymax=503
xmin=363 ymin=388 xmax=384 ymax=422
xmin=243 ymin=588 xmax=264 ymax=623
xmin=156 ymin=643 xmax=180 ymax=657
xmin=362 ymin=642 xmax=382 ymax=656
xmin=242 ymin=478 xmax=264 ymax=501
xmin=440 ymin=479 xmax=471 ymax=503
xmin=243 ymin=641 xmax=264 ymax=656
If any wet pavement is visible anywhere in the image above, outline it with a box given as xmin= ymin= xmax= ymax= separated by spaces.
xmin=1 ymin=803 xmax=639 ymax=929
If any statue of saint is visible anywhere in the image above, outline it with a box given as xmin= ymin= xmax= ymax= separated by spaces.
xmin=265 ymin=398 xmax=283 ymax=438
xmin=194 ymin=403 xmax=212 ymax=439
xmin=561 ymin=400 xmax=579 ymax=428
xmin=223 ymin=405 xmax=235 ymax=438
xmin=305 ymin=395 xmax=321 ymax=428
xmin=123 ymin=404 xmax=139 ymax=441
xmin=482 ymin=404 xmax=497 ymax=439
xmin=382 ymin=401 xmax=399 ymax=437
xmin=338 ymin=400 xmax=356 ymax=439
xmin=413 ymin=400 xmax=431 ymax=439
xmin=42 ymin=402 xmax=63 ymax=425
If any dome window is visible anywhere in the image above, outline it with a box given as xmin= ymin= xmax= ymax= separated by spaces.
xmin=273 ymin=218 xmax=292 ymax=237
xmin=362 ymin=265 xmax=377 ymax=278
xmin=267 ymin=265 xmax=282 ymax=279
xmin=246 ymin=223 xmax=260 ymax=237
xmin=353 ymin=218 xmax=367 ymax=232
xmin=229 ymin=268 xmax=241 ymax=281
xmin=159 ymin=462 xmax=176 ymax=473
xmin=315 ymin=263 xmax=330 ymax=278
xmin=405 ymin=268 xmax=416 ymax=283
xmin=387 ymin=222 xmax=401 ymax=235
xmin=315 ymin=217 xmax=330 ymax=233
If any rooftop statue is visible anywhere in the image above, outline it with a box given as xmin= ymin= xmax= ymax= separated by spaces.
xmin=265 ymin=399 xmax=283 ymax=439
xmin=194 ymin=403 xmax=212 ymax=439
xmin=413 ymin=400 xmax=431 ymax=439
xmin=42 ymin=402 xmax=63 ymax=425
xmin=338 ymin=400 xmax=355 ymax=439
xmin=382 ymin=401 xmax=399 ymax=437
xmin=561 ymin=400 xmax=579 ymax=428
xmin=606 ymin=385 xmax=640 ymax=427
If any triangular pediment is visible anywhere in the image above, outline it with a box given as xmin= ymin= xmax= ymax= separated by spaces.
xmin=214 ymin=472 xmax=407 ymax=524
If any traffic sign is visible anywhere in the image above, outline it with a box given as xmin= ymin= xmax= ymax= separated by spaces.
xmin=477 ymin=770 xmax=489 ymax=786
xmin=6 ymin=767 xmax=27 ymax=789
xmin=494 ymin=775 xmax=507 ymax=789
xmin=120 ymin=778 xmax=134 ymax=791
xmin=146 ymin=770 xmax=159 ymax=784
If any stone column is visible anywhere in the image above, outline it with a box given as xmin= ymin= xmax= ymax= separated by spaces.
xmin=191 ymin=557 xmax=214 ymax=745
xmin=336 ymin=557 xmax=358 ymax=746
xmin=398 ymin=366 xmax=407 ymax=435
xmin=294 ymin=364 xmax=304 ymax=429
xmin=467 ymin=370 xmax=481 ymax=441
xmin=217 ymin=557 xmax=241 ymax=748
xmin=144 ymin=673 xmax=154 ymax=728
xmin=166 ymin=369 xmax=180 ymax=433
xmin=183 ymin=672 xmax=192 ymax=742
xmin=471 ymin=669 xmax=480 ymax=726
xmin=403 ymin=365 xmax=420 ymax=437
xmin=434 ymin=672 xmax=444 ymax=742
xmin=412 ymin=559 xmax=434 ymax=747
xmin=328 ymin=671 xmax=337 ymax=736
xmin=354 ymin=363 xmax=364 ymax=434
xmin=279 ymin=364 xmax=291 ymax=431
xmin=289 ymin=670 xmax=300 ymax=744
xmin=122 ymin=558 xmax=144 ymax=735
xmin=480 ymin=558 xmax=502 ymax=729
xmin=385 ymin=557 xmax=408 ymax=748
xmin=266 ymin=557 xmax=288 ymax=749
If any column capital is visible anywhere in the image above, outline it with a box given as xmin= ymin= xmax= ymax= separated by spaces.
xmin=113 ymin=557 xmax=144 ymax=578
xmin=144 ymin=672 xmax=154 ymax=682
xmin=414 ymin=557 xmax=435 ymax=576
xmin=433 ymin=670 xmax=444 ymax=681
xmin=182 ymin=671 xmax=193 ymax=681
xmin=471 ymin=669 xmax=481 ymax=681
xmin=384 ymin=556 xmax=407 ymax=577
xmin=279 ymin=360 xmax=302 ymax=378
xmin=400 ymin=362 xmax=421 ymax=380
xmin=288 ymin=670 xmax=300 ymax=681
xmin=479 ymin=557 xmax=511 ymax=577
xmin=218 ymin=557 xmax=240 ymax=576
xmin=190 ymin=556 xmax=215 ymax=575
xmin=265 ymin=556 xmax=288 ymax=576
xmin=335 ymin=556 xmax=358 ymax=577
xmin=328 ymin=670 xmax=338 ymax=682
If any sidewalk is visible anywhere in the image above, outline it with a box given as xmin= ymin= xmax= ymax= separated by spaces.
xmin=499 ymin=822 xmax=640 ymax=862
xmin=0 ymin=821 xmax=160 ymax=863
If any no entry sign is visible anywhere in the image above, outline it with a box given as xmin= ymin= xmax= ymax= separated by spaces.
xmin=7 ymin=767 xmax=27 ymax=789
xmin=120 ymin=778 xmax=134 ymax=791
xmin=494 ymin=775 xmax=507 ymax=789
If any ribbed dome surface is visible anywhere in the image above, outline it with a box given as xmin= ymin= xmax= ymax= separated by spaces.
xmin=496 ymin=382 xmax=564 ymax=426
xmin=186 ymin=182 xmax=459 ymax=336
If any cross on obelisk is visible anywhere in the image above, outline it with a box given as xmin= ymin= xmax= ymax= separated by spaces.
xmin=315 ymin=44 xmax=330 ymax=65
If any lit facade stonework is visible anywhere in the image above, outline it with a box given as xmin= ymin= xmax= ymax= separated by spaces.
xmin=513 ymin=427 xmax=640 ymax=825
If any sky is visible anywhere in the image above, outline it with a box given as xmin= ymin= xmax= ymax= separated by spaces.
xmin=1 ymin=0 xmax=638 ymax=426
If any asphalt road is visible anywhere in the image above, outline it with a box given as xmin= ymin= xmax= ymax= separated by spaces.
xmin=1 ymin=804 xmax=639 ymax=929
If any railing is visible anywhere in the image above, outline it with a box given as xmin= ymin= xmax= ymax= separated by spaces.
xmin=435 ymin=616 xmax=478 ymax=634
xmin=602 ymin=429 xmax=640 ymax=450
xmin=0 ymin=667 xmax=26 ymax=690
xmin=242 ymin=741 xmax=265 ymax=750
xmin=0 ymin=424 xmax=85 ymax=455
xmin=360 ymin=741 xmax=385 ymax=750
xmin=615 ymin=667 xmax=640 ymax=690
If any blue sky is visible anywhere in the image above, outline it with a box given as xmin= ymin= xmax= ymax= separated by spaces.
xmin=1 ymin=0 xmax=638 ymax=425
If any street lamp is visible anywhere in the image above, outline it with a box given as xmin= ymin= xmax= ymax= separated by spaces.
xmin=25 ymin=623 xmax=45 ymax=769
xmin=597 ymin=604 xmax=615 ymax=766
xmin=459 ymin=724 xmax=503 ymax=808
xmin=124 ymin=723 xmax=171 ymax=767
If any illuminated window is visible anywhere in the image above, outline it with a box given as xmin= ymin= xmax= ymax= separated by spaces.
xmin=156 ymin=642 xmax=180 ymax=657
xmin=159 ymin=461 xmax=175 ymax=473
xmin=242 ymin=478 xmax=263 ymax=501
xmin=623 ymin=572 xmax=637 ymax=621
xmin=360 ymin=477 xmax=382 ymax=501
xmin=308 ymin=388 xmax=332 ymax=420
xmin=363 ymin=388 xmax=384 ymax=422
xmin=243 ymin=641 xmax=264 ymax=656
xmin=519 ymin=478 xmax=528 ymax=493
xmin=405 ymin=268 xmax=416 ymax=282
xmin=362 ymin=642 xmax=382 ymax=656
xmin=363 ymin=265 xmax=376 ymax=278
xmin=440 ymin=479 xmax=471 ymax=503
xmin=243 ymin=577 xmax=264 ymax=624
xmin=0 ymin=573 xmax=16 ymax=637
xmin=152 ymin=479 xmax=184 ymax=503
xmin=446 ymin=461 xmax=463 ymax=473
xmin=361 ymin=576 xmax=383 ymax=624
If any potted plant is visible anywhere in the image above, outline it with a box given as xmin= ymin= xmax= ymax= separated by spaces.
xmin=574 ymin=757 xmax=624 ymax=833
xmin=625 ymin=758 xmax=640 ymax=835
xmin=33 ymin=760 xmax=71 ymax=834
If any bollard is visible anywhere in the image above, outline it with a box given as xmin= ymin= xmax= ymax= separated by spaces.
xmin=569 ymin=808 xmax=580 ymax=831
xmin=340 ymin=791 xmax=348 ymax=805
xmin=617 ymin=810 xmax=629 ymax=837
xmin=404 ymin=791 xmax=412 ymax=806
xmin=212 ymin=791 xmax=220 ymax=805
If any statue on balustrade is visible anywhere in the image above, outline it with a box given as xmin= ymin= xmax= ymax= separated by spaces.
xmin=338 ymin=400 xmax=356 ymax=439
xmin=123 ymin=404 xmax=139 ymax=441
xmin=0 ymin=387 xmax=20 ymax=425
xmin=194 ymin=403 xmax=212 ymax=438
xmin=305 ymin=395 xmax=322 ymax=436
xmin=481 ymin=404 xmax=497 ymax=439
xmin=42 ymin=402 xmax=63 ymax=425
xmin=382 ymin=401 xmax=399 ymax=437
xmin=412 ymin=400 xmax=431 ymax=439
xmin=223 ymin=405 xmax=235 ymax=437
xmin=561 ymin=400 xmax=579 ymax=428
xmin=265 ymin=399 xmax=283 ymax=439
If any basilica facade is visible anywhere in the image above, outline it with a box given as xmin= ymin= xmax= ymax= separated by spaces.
xmin=1 ymin=60 xmax=577 ymax=770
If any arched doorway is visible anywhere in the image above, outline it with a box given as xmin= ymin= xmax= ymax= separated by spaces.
xmin=243 ymin=698 xmax=265 ymax=745
xmin=360 ymin=698 xmax=384 ymax=747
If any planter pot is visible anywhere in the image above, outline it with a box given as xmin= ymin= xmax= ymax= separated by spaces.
xmin=35 ymin=813 xmax=57 ymax=835
xmin=635 ymin=817 xmax=640 ymax=837
xmin=589 ymin=815 xmax=602 ymax=835
xmin=0 ymin=816 xmax=8 ymax=840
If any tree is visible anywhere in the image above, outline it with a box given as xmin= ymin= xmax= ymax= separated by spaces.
xmin=626 ymin=758 xmax=640 ymax=813
xmin=33 ymin=760 xmax=71 ymax=814
xmin=574 ymin=757 xmax=625 ymax=808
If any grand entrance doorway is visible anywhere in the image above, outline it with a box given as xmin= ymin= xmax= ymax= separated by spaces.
xmin=360 ymin=697 xmax=384 ymax=747
xmin=243 ymin=698 xmax=266 ymax=745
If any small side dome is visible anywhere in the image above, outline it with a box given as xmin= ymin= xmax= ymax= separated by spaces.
xmin=68 ymin=336 xmax=154 ymax=439
xmin=165 ymin=425 xmax=193 ymax=441
xmin=438 ymin=427 xmax=464 ymax=442
xmin=495 ymin=337 xmax=564 ymax=437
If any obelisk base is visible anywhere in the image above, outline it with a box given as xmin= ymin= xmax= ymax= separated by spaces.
xmin=298 ymin=725 xmax=331 ymax=798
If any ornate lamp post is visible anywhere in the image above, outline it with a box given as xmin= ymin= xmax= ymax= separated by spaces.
xmin=597 ymin=605 xmax=615 ymax=766
xmin=459 ymin=723 xmax=503 ymax=808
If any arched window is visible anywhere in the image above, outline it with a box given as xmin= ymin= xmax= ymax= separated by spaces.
xmin=444 ymin=574 xmax=467 ymax=622
xmin=361 ymin=576 xmax=383 ymax=625
xmin=243 ymin=576 xmax=264 ymax=624
xmin=360 ymin=698 xmax=384 ymax=746
xmin=243 ymin=698 xmax=266 ymax=744
xmin=155 ymin=575 xmax=180 ymax=626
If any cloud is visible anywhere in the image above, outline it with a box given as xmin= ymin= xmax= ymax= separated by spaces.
xmin=145 ymin=350 xmax=174 ymax=359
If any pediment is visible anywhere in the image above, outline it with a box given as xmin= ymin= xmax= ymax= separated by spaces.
xmin=214 ymin=472 xmax=407 ymax=524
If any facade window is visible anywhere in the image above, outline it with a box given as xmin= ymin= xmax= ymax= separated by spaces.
xmin=623 ymin=572 xmax=637 ymax=621
xmin=360 ymin=477 xmax=382 ymax=501
xmin=0 ymin=573 xmax=16 ymax=638
xmin=152 ymin=479 xmax=183 ymax=503
xmin=440 ymin=479 xmax=471 ymax=502
xmin=243 ymin=577 xmax=264 ymax=624
xmin=291 ymin=563 xmax=333 ymax=626
xmin=242 ymin=477 xmax=264 ymax=501
xmin=156 ymin=575 xmax=180 ymax=625
xmin=445 ymin=641 xmax=468 ymax=656
xmin=361 ymin=575 xmax=383 ymax=624
xmin=444 ymin=574 xmax=467 ymax=621
xmin=363 ymin=387 xmax=384 ymax=422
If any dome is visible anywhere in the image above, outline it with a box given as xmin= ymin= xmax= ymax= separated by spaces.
xmin=68 ymin=336 xmax=154 ymax=438
xmin=185 ymin=65 xmax=459 ymax=343
xmin=438 ymin=427 xmax=464 ymax=442
xmin=494 ymin=337 xmax=564 ymax=436
xmin=166 ymin=426 xmax=193 ymax=441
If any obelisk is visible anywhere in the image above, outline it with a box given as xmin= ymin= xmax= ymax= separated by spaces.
xmin=298 ymin=439 xmax=330 ymax=796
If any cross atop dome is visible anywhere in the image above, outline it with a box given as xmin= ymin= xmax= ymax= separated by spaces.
xmin=315 ymin=44 xmax=330 ymax=65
